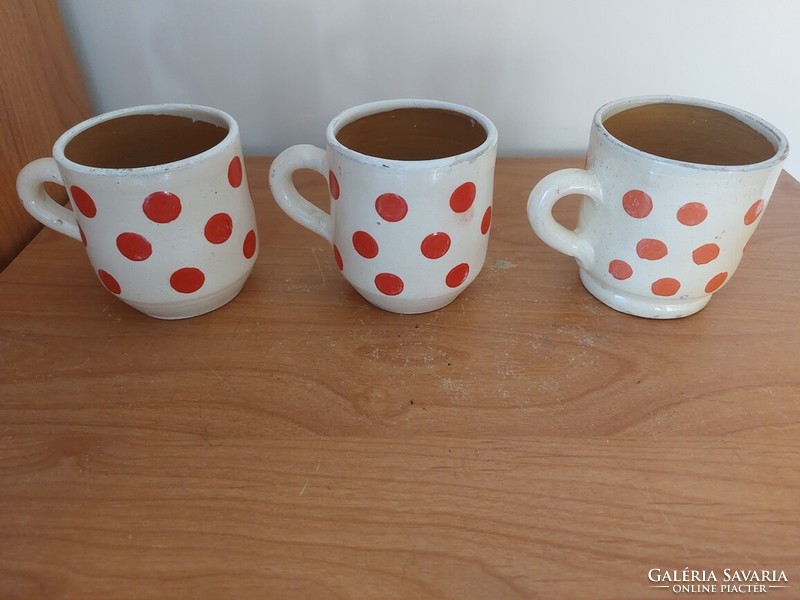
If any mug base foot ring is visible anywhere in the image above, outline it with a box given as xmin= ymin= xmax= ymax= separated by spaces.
xmin=579 ymin=269 xmax=711 ymax=319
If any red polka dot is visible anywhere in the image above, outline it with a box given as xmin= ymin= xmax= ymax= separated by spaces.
xmin=677 ymin=202 xmax=708 ymax=226
xmin=608 ymin=259 xmax=633 ymax=280
xmin=228 ymin=156 xmax=243 ymax=188
xmin=375 ymin=273 xmax=404 ymax=296
xmin=78 ymin=224 xmax=87 ymax=247
xmin=352 ymin=231 xmax=378 ymax=258
xmin=705 ymin=272 xmax=728 ymax=293
xmin=333 ymin=244 xmax=343 ymax=271
xmin=375 ymin=193 xmax=408 ymax=222
xmin=636 ymin=238 xmax=668 ymax=260
xmin=243 ymin=229 xmax=257 ymax=259
xmin=450 ymin=182 xmax=476 ymax=213
xmin=622 ymin=190 xmax=652 ymax=219
xmin=170 ymin=267 xmax=205 ymax=294
xmin=692 ymin=243 xmax=720 ymax=265
xmin=420 ymin=232 xmax=451 ymax=259
xmin=97 ymin=269 xmax=121 ymax=294
xmin=446 ymin=263 xmax=470 ymax=288
xmin=329 ymin=170 xmax=340 ymax=200
xmin=143 ymin=191 xmax=181 ymax=223
xmin=70 ymin=186 xmax=96 ymax=218
xmin=481 ymin=206 xmax=492 ymax=235
xmin=116 ymin=232 xmax=152 ymax=261
xmin=204 ymin=213 xmax=233 ymax=244
xmin=651 ymin=277 xmax=681 ymax=297
xmin=744 ymin=199 xmax=765 ymax=225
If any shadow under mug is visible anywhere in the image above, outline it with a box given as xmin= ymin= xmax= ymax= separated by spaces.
xmin=16 ymin=104 xmax=259 ymax=319
xmin=527 ymin=95 xmax=789 ymax=319
xmin=269 ymin=99 xmax=498 ymax=314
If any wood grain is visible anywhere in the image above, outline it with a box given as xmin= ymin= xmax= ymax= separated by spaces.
xmin=0 ymin=157 xmax=798 ymax=599
xmin=0 ymin=0 xmax=91 ymax=271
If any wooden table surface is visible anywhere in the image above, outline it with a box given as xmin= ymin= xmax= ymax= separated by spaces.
xmin=1 ymin=157 xmax=798 ymax=599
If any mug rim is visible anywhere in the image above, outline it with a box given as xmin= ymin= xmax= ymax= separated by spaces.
xmin=594 ymin=95 xmax=790 ymax=172
xmin=52 ymin=103 xmax=239 ymax=175
xmin=326 ymin=99 xmax=498 ymax=168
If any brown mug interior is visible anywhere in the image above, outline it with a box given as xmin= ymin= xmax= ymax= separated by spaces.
xmin=64 ymin=113 xmax=229 ymax=169
xmin=335 ymin=107 xmax=488 ymax=161
xmin=602 ymin=103 xmax=777 ymax=166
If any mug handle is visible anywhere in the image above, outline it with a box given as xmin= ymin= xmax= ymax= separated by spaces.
xmin=16 ymin=158 xmax=81 ymax=241
xmin=526 ymin=168 xmax=601 ymax=266
xmin=268 ymin=144 xmax=333 ymax=243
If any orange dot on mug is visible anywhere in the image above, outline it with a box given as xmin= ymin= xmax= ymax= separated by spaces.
xmin=375 ymin=272 xmax=404 ymax=296
xmin=116 ymin=232 xmax=153 ymax=261
xmin=143 ymin=191 xmax=182 ymax=224
xmin=227 ymin=156 xmax=243 ymax=188
xmin=420 ymin=232 xmax=451 ymax=259
xmin=651 ymin=277 xmax=681 ymax=297
xmin=170 ymin=267 xmax=206 ymax=294
xmin=333 ymin=244 xmax=343 ymax=271
xmin=744 ymin=199 xmax=765 ymax=225
xmin=243 ymin=230 xmax=257 ymax=259
xmin=481 ymin=206 xmax=492 ymax=235
xmin=375 ymin=193 xmax=408 ymax=222
xmin=692 ymin=243 xmax=720 ymax=265
xmin=450 ymin=182 xmax=476 ymax=213
xmin=352 ymin=231 xmax=379 ymax=259
xmin=70 ymin=186 xmax=97 ymax=218
xmin=328 ymin=171 xmax=340 ymax=200
xmin=622 ymin=190 xmax=653 ymax=219
xmin=204 ymin=213 xmax=233 ymax=244
xmin=677 ymin=202 xmax=708 ymax=226
xmin=705 ymin=272 xmax=728 ymax=293
xmin=97 ymin=269 xmax=121 ymax=295
xmin=446 ymin=263 xmax=470 ymax=288
xmin=636 ymin=238 xmax=668 ymax=260
xmin=608 ymin=259 xmax=633 ymax=280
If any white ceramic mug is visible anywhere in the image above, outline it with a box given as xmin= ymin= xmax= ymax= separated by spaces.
xmin=16 ymin=104 xmax=258 ymax=319
xmin=269 ymin=99 xmax=497 ymax=314
xmin=527 ymin=96 xmax=789 ymax=318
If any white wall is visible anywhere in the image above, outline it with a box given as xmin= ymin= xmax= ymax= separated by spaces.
xmin=58 ymin=0 xmax=800 ymax=178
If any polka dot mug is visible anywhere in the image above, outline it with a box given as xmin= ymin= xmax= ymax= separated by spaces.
xmin=269 ymin=99 xmax=498 ymax=314
xmin=527 ymin=96 xmax=788 ymax=319
xmin=16 ymin=104 xmax=258 ymax=319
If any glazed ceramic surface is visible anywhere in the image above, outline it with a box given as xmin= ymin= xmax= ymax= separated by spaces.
xmin=16 ymin=104 xmax=258 ymax=319
xmin=269 ymin=99 xmax=497 ymax=314
xmin=527 ymin=96 xmax=788 ymax=319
